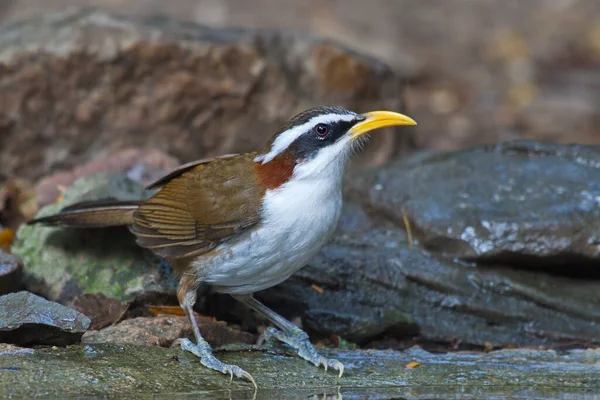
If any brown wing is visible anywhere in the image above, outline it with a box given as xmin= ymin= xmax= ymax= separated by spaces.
xmin=146 ymin=154 xmax=238 ymax=190
xmin=131 ymin=153 xmax=264 ymax=259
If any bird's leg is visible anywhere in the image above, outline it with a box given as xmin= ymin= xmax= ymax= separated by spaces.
xmin=234 ymin=294 xmax=344 ymax=377
xmin=172 ymin=274 xmax=256 ymax=388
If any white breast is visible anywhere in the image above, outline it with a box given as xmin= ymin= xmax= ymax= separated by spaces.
xmin=194 ymin=177 xmax=343 ymax=295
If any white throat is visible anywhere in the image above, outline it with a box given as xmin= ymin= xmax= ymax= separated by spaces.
xmin=260 ymin=172 xmax=344 ymax=273
xmin=291 ymin=135 xmax=351 ymax=182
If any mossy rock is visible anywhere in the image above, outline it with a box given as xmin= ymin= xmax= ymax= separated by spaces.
xmin=12 ymin=173 xmax=177 ymax=303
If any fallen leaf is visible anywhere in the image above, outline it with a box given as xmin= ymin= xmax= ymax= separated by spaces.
xmin=0 ymin=229 xmax=14 ymax=248
xmin=401 ymin=207 xmax=413 ymax=249
xmin=147 ymin=305 xmax=186 ymax=317
xmin=406 ymin=361 xmax=421 ymax=369
xmin=484 ymin=340 xmax=494 ymax=352
xmin=147 ymin=305 xmax=218 ymax=323
xmin=311 ymin=284 xmax=325 ymax=294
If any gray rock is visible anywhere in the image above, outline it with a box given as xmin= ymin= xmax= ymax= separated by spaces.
xmin=0 ymin=291 xmax=90 ymax=346
xmin=263 ymin=196 xmax=600 ymax=347
xmin=14 ymin=142 xmax=600 ymax=348
xmin=0 ymin=8 xmax=411 ymax=182
xmin=0 ymin=249 xmax=22 ymax=295
xmin=361 ymin=140 xmax=600 ymax=269
xmin=261 ymin=142 xmax=600 ymax=346
xmin=12 ymin=173 xmax=178 ymax=303
xmin=0 ymin=343 xmax=598 ymax=397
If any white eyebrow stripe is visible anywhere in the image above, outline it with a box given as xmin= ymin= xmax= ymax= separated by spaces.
xmin=254 ymin=113 xmax=356 ymax=164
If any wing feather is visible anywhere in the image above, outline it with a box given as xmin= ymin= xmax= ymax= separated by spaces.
xmin=130 ymin=153 xmax=264 ymax=259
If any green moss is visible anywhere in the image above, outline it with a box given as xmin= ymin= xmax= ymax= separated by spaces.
xmin=12 ymin=173 xmax=177 ymax=303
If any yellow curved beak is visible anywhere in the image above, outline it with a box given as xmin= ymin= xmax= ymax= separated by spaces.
xmin=349 ymin=110 xmax=417 ymax=140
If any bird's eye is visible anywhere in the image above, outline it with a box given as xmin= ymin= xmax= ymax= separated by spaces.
xmin=315 ymin=124 xmax=329 ymax=138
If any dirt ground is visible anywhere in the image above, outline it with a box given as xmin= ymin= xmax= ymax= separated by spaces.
xmin=0 ymin=0 xmax=599 ymax=150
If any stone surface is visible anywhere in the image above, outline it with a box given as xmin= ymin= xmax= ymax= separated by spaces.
xmin=12 ymin=173 xmax=178 ymax=303
xmin=35 ymin=148 xmax=180 ymax=207
xmin=2 ymin=1 xmax=599 ymax=158
xmin=0 ymin=343 xmax=598 ymax=398
xmin=0 ymin=249 xmax=22 ymax=295
xmin=81 ymin=315 xmax=255 ymax=347
xmin=0 ymin=343 xmax=33 ymax=355
xmin=262 ymin=196 xmax=600 ymax=348
xmin=14 ymin=142 xmax=600 ymax=348
xmin=0 ymin=291 xmax=90 ymax=346
xmin=70 ymin=293 xmax=127 ymax=330
xmin=361 ymin=141 xmax=600 ymax=270
xmin=259 ymin=141 xmax=600 ymax=346
xmin=0 ymin=8 xmax=411 ymax=182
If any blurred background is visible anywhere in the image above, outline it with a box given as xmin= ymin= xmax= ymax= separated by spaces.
xmin=1 ymin=0 xmax=598 ymax=151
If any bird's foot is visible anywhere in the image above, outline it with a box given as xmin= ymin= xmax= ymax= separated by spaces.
xmin=172 ymin=338 xmax=257 ymax=388
xmin=264 ymin=327 xmax=344 ymax=377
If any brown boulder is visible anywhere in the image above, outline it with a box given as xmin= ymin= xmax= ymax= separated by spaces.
xmin=81 ymin=316 xmax=255 ymax=348
xmin=34 ymin=148 xmax=179 ymax=207
xmin=0 ymin=9 xmax=412 ymax=182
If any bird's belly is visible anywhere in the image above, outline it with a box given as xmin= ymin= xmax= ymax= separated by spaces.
xmin=203 ymin=228 xmax=328 ymax=294
xmin=194 ymin=184 xmax=342 ymax=294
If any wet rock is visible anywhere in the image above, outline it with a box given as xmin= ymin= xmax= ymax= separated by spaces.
xmin=70 ymin=293 xmax=127 ymax=331
xmin=262 ymin=173 xmax=600 ymax=347
xmin=0 ymin=343 xmax=598 ymax=397
xmin=362 ymin=141 xmax=600 ymax=270
xmin=0 ymin=291 xmax=90 ymax=346
xmin=0 ymin=249 xmax=22 ymax=295
xmin=12 ymin=173 xmax=178 ymax=303
xmin=259 ymin=203 xmax=418 ymax=345
xmin=35 ymin=148 xmax=180 ymax=207
xmin=82 ymin=316 xmax=255 ymax=347
xmin=15 ymin=142 xmax=600 ymax=348
xmin=0 ymin=343 xmax=33 ymax=355
xmin=0 ymin=8 xmax=412 ymax=182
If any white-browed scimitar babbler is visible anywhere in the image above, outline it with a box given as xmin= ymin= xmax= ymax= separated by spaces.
xmin=29 ymin=106 xmax=417 ymax=388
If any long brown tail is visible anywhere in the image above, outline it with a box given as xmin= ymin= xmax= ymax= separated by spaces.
xmin=27 ymin=199 xmax=142 ymax=228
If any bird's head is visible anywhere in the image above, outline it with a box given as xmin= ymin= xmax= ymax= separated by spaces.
xmin=254 ymin=106 xmax=416 ymax=188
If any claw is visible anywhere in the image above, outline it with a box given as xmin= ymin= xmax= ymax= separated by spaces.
xmin=265 ymin=327 xmax=346 ymax=379
xmin=329 ymin=360 xmax=344 ymax=378
xmin=176 ymin=337 xmax=257 ymax=389
xmin=242 ymin=370 xmax=258 ymax=389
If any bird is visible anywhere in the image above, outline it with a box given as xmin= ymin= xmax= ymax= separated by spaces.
xmin=28 ymin=106 xmax=416 ymax=387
